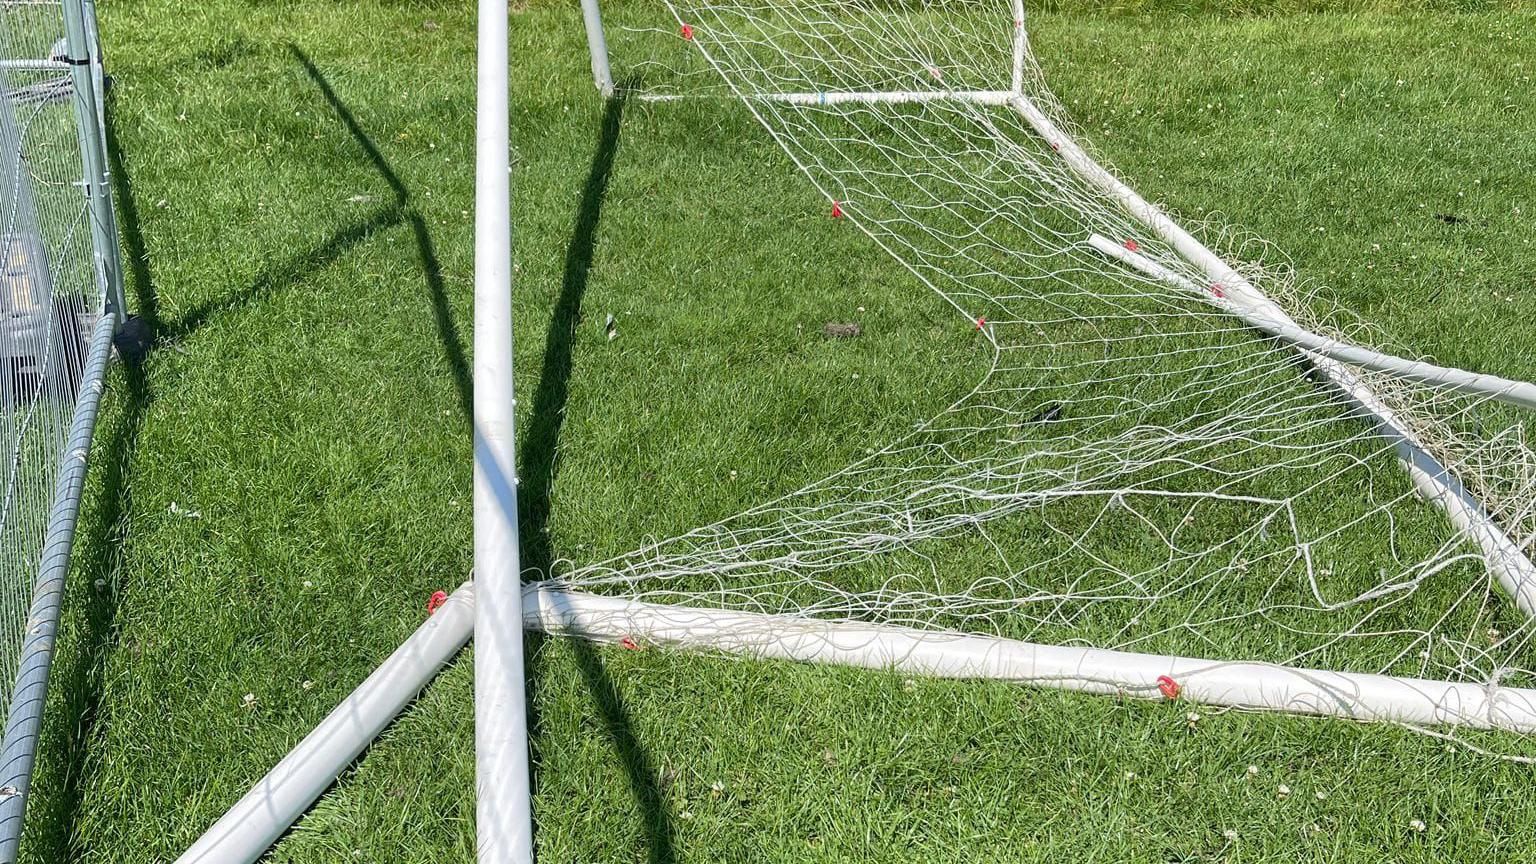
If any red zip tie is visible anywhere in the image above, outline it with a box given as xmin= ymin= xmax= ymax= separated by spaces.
xmin=1123 ymin=238 xmax=1140 ymax=253
xmin=1209 ymin=284 xmax=1225 ymax=299
xmin=830 ymin=200 xmax=844 ymax=218
xmin=426 ymin=590 xmax=449 ymax=616
xmin=1156 ymin=675 xmax=1180 ymax=699
xmin=619 ymin=636 xmax=641 ymax=650
xmin=680 ymin=23 xmax=694 ymax=40
xmin=975 ymin=316 xmax=987 ymax=330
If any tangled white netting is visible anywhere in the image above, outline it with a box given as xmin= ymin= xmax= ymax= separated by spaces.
xmin=540 ymin=0 xmax=1536 ymax=692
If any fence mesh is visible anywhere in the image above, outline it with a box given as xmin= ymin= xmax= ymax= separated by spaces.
xmin=0 ymin=0 xmax=101 ymax=727
xmin=0 ymin=0 xmax=106 ymax=793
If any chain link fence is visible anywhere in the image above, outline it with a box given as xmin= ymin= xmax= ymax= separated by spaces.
xmin=0 ymin=0 xmax=122 ymax=858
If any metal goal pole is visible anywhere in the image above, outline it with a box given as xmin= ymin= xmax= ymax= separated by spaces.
xmin=579 ymin=0 xmax=615 ymax=97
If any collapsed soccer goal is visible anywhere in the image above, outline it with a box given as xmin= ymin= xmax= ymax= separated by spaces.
xmin=551 ymin=0 xmax=1536 ymax=734
xmin=178 ymin=1 xmax=1536 ymax=862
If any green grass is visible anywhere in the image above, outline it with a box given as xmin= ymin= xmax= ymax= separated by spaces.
xmin=20 ymin=0 xmax=1536 ymax=861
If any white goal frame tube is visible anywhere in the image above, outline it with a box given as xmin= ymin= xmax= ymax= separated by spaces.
xmin=173 ymin=584 xmax=476 ymax=864
xmin=526 ymin=586 xmax=1536 ymax=732
xmin=475 ymin=0 xmax=534 ymax=859
xmin=173 ymin=580 xmax=1536 ymax=864
xmin=1088 ymin=234 xmax=1536 ymax=411
xmin=637 ymin=89 xmax=1016 ymax=105
xmin=579 ymin=0 xmax=615 ymax=97
xmin=1009 ymin=94 xmax=1536 ymax=618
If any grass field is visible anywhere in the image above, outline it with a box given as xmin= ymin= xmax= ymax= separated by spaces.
xmin=18 ymin=0 xmax=1536 ymax=861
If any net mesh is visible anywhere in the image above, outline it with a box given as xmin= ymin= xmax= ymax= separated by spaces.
xmin=0 ymin=0 xmax=103 ymax=719
xmin=543 ymin=0 xmax=1536 ymax=703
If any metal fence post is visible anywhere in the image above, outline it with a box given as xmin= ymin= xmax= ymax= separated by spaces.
xmin=62 ymin=0 xmax=124 ymax=323
xmin=0 ymin=315 xmax=115 ymax=863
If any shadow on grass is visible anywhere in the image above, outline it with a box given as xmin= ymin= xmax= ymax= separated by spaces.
xmin=164 ymin=200 xmax=407 ymax=344
xmin=289 ymin=45 xmax=472 ymax=420
xmin=292 ymin=54 xmax=675 ymax=861
xmin=516 ymin=89 xmax=678 ymax=864
xmin=156 ymin=48 xmax=474 ymax=435
xmin=148 ymin=46 xmax=473 ymax=424
xmin=26 ymin=47 xmax=476 ymax=862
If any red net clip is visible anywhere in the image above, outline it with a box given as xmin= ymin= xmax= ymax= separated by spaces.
xmin=619 ymin=635 xmax=642 ymax=651
xmin=680 ymin=23 xmax=694 ymax=40
xmin=1156 ymin=675 xmax=1181 ymax=700
xmin=426 ymin=590 xmax=449 ymax=616
xmin=1209 ymin=284 xmax=1225 ymax=299
xmin=830 ymin=200 xmax=844 ymax=218
xmin=1123 ymin=239 xmax=1140 ymax=253
xmin=975 ymin=316 xmax=987 ymax=330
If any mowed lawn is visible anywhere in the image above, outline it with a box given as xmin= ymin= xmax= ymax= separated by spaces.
xmin=19 ymin=0 xmax=1536 ymax=862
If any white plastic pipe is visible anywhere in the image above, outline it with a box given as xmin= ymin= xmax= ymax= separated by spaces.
xmin=1088 ymin=234 xmax=1536 ymax=411
xmin=578 ymin=0 xmax=614 ymax=97
xmin=525 ymin=586 xmax=1536 ymax=732
xmin=474 ymin=0 xmax=534 ymax=858
xmin=1009 ymin=93 xmax=1536 ymax=619
xmin=174 ymin=584 xmax=476 ymax=864
xmin=637 ymin=89 xmax=1016 ymax=106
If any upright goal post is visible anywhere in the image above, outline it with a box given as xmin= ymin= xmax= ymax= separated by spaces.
xmin=473 ymin=0 xmax=535 ymax=858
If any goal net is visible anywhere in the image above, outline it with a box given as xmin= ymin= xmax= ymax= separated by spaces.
xmin=541 ymin=0 xmax=1536 ymax=741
